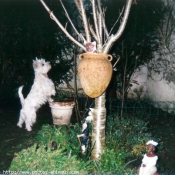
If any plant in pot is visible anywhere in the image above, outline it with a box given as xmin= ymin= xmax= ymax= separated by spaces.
xmin=46 ymin=32 xmax=77 ymax=125
xmin=49 ymin=90 xmax=75 ymax=126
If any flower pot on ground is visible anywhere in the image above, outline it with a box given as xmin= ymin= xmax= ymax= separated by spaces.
xmin=49 ymin=98 xmax=75 ymax=125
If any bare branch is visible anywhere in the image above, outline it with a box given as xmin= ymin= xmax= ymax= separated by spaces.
xmin=96 ymin=0 xmax=102 ymax=13
xmin=113 ymin=56 xmax=120 ymax=68
xmin=89 ymin=25 xmax=98 ymax=41
xmin=103 ymin=0 xmax=132 ymax=54
xmin=60 ymin=0 xmax=86 ymax=43
xmin=74 ymin=0 xmax=81 ymax=14
xmin=97 ymin=0 xmax=109 ymax=38
xmin=103 ymin=7 xmax=124 ymax=47
xmin=102 ymin=9 xmax=109 ymax=39
xmin=98 ymin=13 xmax=102 ymax=43
xmin=108 ymin=6 xmax=124 ymax=37
xmin=39 ymin=0 xmax=86 ymax=51
xmin=92 ymin=0 xmax=100 ymax=43
xmin=79 ymin=0 xmax=91 ymax=42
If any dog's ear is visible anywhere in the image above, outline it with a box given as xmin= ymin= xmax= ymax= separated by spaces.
xmin=41 ymin=58 xmax=45 ymax=62
xmin=33 ymin=60 xmax=38 ymax=69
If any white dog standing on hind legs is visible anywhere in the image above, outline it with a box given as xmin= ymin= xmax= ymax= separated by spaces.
xmin=17 ymin=58 xmax=56 ymax=131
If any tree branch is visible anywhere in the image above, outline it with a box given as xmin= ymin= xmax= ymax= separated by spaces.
xmin=79 ymin=0 xmax=91 ymax=42
xmin=97 ymin=0 xmax=109 ymax=39
xmin=74 ymin=0 xmax=81 ymax=14
xmin=103 ymin=0 xmax=132 ymax=54
xmin=108 ymin=6 xmax=124 ymax=37
xmin=89 ymin=25 xmax=98 ymax=41
xmin=60 ymin=0 xmax=86 ymax=43
xmin=92 ymin=0 xmax=100 ymax=43
xmin=39 ymin=0 xmax=86 ymax=51
xmin=98 ymin=13 xmax=102 ymax=43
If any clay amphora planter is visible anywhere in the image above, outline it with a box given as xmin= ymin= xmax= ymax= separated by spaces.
xmin=78 ymin=53 xmax=113 ymax=98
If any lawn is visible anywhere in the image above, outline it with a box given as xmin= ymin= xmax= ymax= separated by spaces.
xmin=0 ymin=98 xmax=53 ymax=173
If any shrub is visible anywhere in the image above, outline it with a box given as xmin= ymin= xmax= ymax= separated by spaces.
xmin=10 ymin=144 xmax=88 ymax=174
xmin=36 ymin=124 xmax=80 ymax=154
xmin=10 ymin=115 xmax=156 ymax=174
xmin=106 ymin=115 xmax=154 ymax=157
xmin=10 ymin=124 xmax=90 ymax=173
xmin=91 ymin=148 xmax=135 ymax=174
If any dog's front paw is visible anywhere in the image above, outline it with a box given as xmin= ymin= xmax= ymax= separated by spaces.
xmin=26 ymin=126 xmax=32 ymax=132
xmin=48 ymin=98 xmax=54 ymax=103
xmin=17 ymin=122 xmax=22 ymax=128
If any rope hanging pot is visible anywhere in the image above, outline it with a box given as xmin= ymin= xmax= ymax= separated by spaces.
xmin=78 ymin=53 xmax=113 ymax=98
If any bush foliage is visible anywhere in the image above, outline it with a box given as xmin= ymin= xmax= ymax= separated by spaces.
xmin=106 ymin=115 xmax=153 ymax=157
xmin=10 ymin=116 xmax=156 ymax=174
xmin=36 ymin=124 xmax=80 ymax=153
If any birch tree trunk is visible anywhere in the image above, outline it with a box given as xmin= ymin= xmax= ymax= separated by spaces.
xmin=91 ymin=93 xmax=106 ymax=160
xmin=39 ymin=0 xmax=132 ymax=160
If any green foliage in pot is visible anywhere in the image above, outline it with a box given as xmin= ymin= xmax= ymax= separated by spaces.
xmin=51 ymin=93 xmax=66 ymax=102
xmin=51 ymin=89 xmax=74 ymax=102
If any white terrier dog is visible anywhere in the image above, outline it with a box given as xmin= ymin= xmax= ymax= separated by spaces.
xmin=17 ymin=58 xmax=56 ymax=131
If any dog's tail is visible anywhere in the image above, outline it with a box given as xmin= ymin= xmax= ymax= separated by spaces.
xmin=18 ymin=86 xmax=25 ymax=106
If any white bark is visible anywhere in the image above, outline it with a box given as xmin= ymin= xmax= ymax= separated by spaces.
xmin=92 ymin=0 xmax=100 ymax=44
xmin=60 ymin=0 xmax=86 ymax=43
xmin=79 ymin=0 xmax=91 ymax=42
xmin=40 ymin=0 xmax=132 ymax=54
xmin=39 ymin=0 xmax=132 ymax=161
xmin=39 ymin=0 xmax=86 ymax=51
xmin=97 ymin=0 xmax=109 ymax=38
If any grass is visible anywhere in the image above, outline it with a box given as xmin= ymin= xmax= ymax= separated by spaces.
xmin=0 ymin=97 xmax=175 ymax=174
xmin=0 ymin=98 xmax=53 ymax=173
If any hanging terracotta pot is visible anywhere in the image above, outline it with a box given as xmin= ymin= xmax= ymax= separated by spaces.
xmin=78 ymin=53 xmax=113 ymax=98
